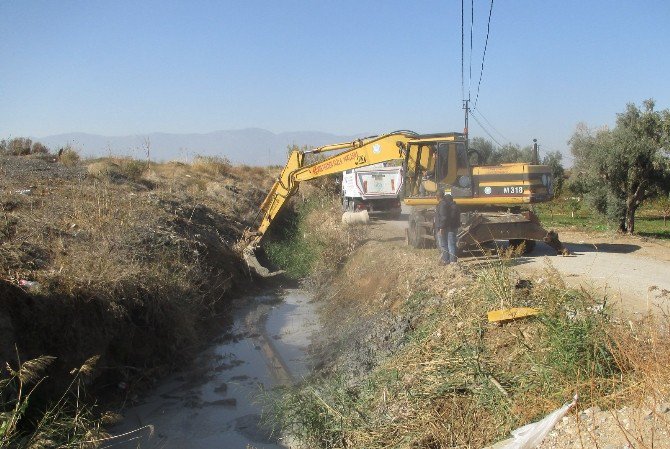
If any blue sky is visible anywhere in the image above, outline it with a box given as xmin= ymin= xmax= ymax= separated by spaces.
xmin=1 ymin=0 xmax=669 ymax=160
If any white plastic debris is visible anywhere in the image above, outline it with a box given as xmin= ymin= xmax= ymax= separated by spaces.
xmin=18 ymin=279 xmax=40 ymax=289
xmin=486 ymin=395 xmax=578 ymax=449
xmin=341 ymin=210 xmax=370 ymax=225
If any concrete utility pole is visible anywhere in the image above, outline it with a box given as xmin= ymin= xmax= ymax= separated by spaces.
xmin=463 ymin=99 xmax=470 ymax=150
xmin=532 ymin=138 xmax=539 ymax=164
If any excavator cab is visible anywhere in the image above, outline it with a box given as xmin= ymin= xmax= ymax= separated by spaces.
xmin=402 ymin=134 xmax=471 ymax=199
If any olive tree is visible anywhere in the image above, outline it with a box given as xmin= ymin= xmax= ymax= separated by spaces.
xmin=470 ymin=138 xmax=565 ymax=194
xmin=569 ymin=100 xmax=670 ymax=234
xmin=469 ymin=137 xmax=495 ymax=164
xmin=542 ymin=150 xmax=565 ymax=195
xmin=491 ymin=143 xmax=533 ymax=164
xmin=469 ymin=138 xmax=533 ymax=165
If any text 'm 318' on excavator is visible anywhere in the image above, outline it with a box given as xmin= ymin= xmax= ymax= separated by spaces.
xmin=242 ymin=131 xmax=566 ymax=276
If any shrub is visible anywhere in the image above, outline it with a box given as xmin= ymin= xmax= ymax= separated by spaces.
xmin=264 ymin=194 xmax=368 ymax=281
xmin=5 ymin=137 xmax=32 ymax=156
xmin=30 ymin=142 xmax=50 ymax=154
xmin=264 ymin=199 xmax=322 ymax=278
xmin=191 ymin=155 xmax=231 ymax=177
xmin=59 ymin=146 xmax=80 ymax=166
xmin=116 ymin=157 xmax=147 ymax=181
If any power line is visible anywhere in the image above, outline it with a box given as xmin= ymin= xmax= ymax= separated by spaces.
xmin=471 ymin=108 xmax=508 ymax=143
xmin=473 ymin=0 xmax=494 ymax=110
xmin=470 ymin=112 xmax=504 ymax=148
xmin=468 ymin=0 xmax=474 ymax=100
xmin=461 ymin=0 xmax=464 ymax=102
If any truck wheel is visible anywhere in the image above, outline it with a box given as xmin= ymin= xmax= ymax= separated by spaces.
xmin=509 ymin=239 xmax=536 ymax=254
xmin=343 ymin=198 xmax=356 ymax=212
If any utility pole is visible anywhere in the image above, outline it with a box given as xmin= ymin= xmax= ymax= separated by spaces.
xmin=532 ymin=138 xmax=539 ymax=164
xmin=463 ymin=99 xmax=470 ymax=150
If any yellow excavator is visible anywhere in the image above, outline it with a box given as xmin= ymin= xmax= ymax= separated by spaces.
xmin=242 ymin=130 xmax=565 ymax=275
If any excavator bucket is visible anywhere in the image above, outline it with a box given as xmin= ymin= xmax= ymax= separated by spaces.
xmin=238 ymin=230 xmax=285 ymax=277
xmin=242 ymin=246 xmax=285 ymax=277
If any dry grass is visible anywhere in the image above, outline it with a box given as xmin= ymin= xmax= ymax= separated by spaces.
xmin=302 ymin=195 xmax=370 ymax=282
xmin=1 ymin=355 xmax=109 ymax=448
xmin=0 ymin=154 xmax=279 ymax=413
xmin=85 ymin=156 xmax=148 ymax=183
xmin=268 ymin=204 xmax=670 ymax=448
xmin=0 ymin=153 xmax=285 ymax=445
xmin=191 ymin=155 xmax=232 ymax=177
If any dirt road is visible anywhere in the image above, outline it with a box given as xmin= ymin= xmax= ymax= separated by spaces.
xmin=371 ymin=214 xmax=670 ymax=317
xmin=514 ymin=230 xmax=670 ymax=317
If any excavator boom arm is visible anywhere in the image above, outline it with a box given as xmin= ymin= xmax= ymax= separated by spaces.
xmin=249 ymin=131 xmax=416 ymax=248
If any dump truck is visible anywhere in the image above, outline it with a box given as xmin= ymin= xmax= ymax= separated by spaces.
xmin=341 ymin=163 xmax=403 ymax=217
xmin=243 ymin=131 xmax=565 ymax=275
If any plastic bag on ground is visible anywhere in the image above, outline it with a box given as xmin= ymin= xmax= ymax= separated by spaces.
xmin=485 ymin=395 xmax=578 ymax=449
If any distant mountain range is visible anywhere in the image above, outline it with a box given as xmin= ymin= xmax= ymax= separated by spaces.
xmin=37 ymin=128 xmax=365 ymax=166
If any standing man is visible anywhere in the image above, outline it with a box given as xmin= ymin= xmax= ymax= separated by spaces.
xmin=435 ymin=189 xmax=460 ymax=265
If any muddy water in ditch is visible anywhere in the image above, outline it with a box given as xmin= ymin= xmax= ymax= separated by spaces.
xmin=107 ymin=289 xmax=318 ymax=449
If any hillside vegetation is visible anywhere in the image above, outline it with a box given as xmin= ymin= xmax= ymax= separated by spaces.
xmin=0 ymin=153 xmax=279 ymax=446
xmin=266 ymin=196 xmax=670 ymax=449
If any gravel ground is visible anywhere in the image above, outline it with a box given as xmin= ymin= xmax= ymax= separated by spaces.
xmin=485 ymin=400 xmax=670 ymax=449
xmin=514 ymin=231 xmax=670 ymax=319
xmin=537 ymin=401 xmax=670 ymax=449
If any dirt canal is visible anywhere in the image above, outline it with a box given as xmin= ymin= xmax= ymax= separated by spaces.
xmin=106 ymin=288 xmax=318 ymax=449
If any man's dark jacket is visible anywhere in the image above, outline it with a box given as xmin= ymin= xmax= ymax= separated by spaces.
xmin=436 ymin=197 xmax=460 ymax=231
